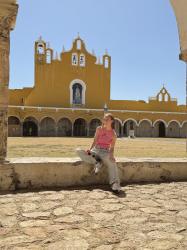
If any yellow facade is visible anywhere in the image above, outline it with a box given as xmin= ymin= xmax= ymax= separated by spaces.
xmin=8 ymin=36 xmax=187 ymax=138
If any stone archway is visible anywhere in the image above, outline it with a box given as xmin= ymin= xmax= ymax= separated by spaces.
xmin=159 ymin=122 xmax=166 ymax=137
xmin=73 ymin=118 xmax=87 ymax=136
xmin=123 ymin=119 xmax=138 ymax=137
xmin=153 ymin=120 xmax=167 ymax=137
xmin=114 ymin=119 xmax=122 ymax=137
xmin=40 ymin=117 xmax=56 ymax=137
xmin=8 ymin=116 xmax=21 ymax=137
xmin=167 ymin=121 xmax=180 ymax=138
xmin=89 ymin=118 xmax=101 ymax=137
xmin=57 ymin=118 xmax=72 ymax=137
xmin=181 ymin=122 xmax=187 ymax=138
xmin=138 ymin=120 xmax=152 ymax=137
xmin=23 ymin=117 xmax=38 ymax=137
xmin=170 ymin=0 xmax=187 ymax=62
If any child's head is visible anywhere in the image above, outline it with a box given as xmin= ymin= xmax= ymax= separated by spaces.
xmin=102 ymin=113 xmax=115 ymax=129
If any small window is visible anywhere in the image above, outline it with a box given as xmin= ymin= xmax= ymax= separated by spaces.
xmin=158 ymin=94 xmax=162 ymax=102
xmin=165 ymin=94 xmax=169 ymax=101
xmin=104 ymin=57 xmax=109 ymax=68
xmin=37 ymin=43 xmax=45 ymax=54
xmin=80 ymin=54 xmax=85 ymax=67
xmin=77 ymin=40 xmax=81 ymax=50
xmin=72 ymin=53 xmax=78 ymax=66
xmin=46 ymin=50 xmax=51 ymax=64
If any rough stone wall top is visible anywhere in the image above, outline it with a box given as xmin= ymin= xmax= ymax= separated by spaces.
xmin=0 ymin=0 xmax=18 ymax=32
xmin=170 ymin=0 xmax=187 ymax=60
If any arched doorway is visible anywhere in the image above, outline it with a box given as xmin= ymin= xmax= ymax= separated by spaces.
xmin=138 ymin=120 xmax=152 ymax=137
xmin=89 ymin=118 xmax=101 ymax=136
xmin=57 ymin=118 xmax=72 ymax=136
xmin=73 ymin=118 xmax=87 ymax=136
xmin=167 ymin=121 xmax=180 ymax=138
xmin=123 ymin=119 xmax=138 ymax=137
xmin=8 ymin=116 xmax=21 ymax=137
xmin=40 ymin=117 xmax=56 ymax=137
xmin=23 ymin=117 xmax=38 ymax=137
xmin=181 ymin=122 xmax=187 ymax=138
xmin=159 ymin=122 xmax=166 ymax=137
xmin=153 ymin=120 xmax=167 ymax=137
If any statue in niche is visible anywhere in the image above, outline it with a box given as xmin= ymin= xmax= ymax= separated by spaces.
xmin=75 ymin=86 xmax=81 ymax=102
xmin=73 ymin=83 xmax=82 ymax=104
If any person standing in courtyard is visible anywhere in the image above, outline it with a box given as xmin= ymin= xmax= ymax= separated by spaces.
xmin=76 ymin=113 xmax=121 ymax=194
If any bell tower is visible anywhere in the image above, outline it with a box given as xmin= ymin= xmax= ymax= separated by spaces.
xmin=35 ymin=36 xmax=46 ymax=65
xmin=34 ymin=36 xmax=52 ymax=88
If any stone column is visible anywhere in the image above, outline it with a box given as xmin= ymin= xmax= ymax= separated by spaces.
xmin=20 ymin=121 xmax=23 ymax=137
xmin=165 ymin=126 xmax=168 ymax=138
xmin=120 ymin=125 xmax=123 ymax=137
xmin=71 ymin=123 xmax=74 ymax=136
xmin=55 ymin=123 xmax=58 ymax=137
xmin=87 ymin=124 xmax=89 ymax=137
xmin=151 ymin=126 xmax=154 ymax=138
xmin=0 ymin=2 xmax=18 ymax=162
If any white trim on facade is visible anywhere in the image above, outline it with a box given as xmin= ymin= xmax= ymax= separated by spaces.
xmin=8 ymin=105 xmax=187 ymax=115
xmin=73 ymin=117 xmax=88 ymax=124
xmin=123 ymin=118 xmax=138 ymax=126
xmin=88 ymin=117 xmax=102 ymax=125
xmin=138 ymin=119 xmax=153 ymax=127
xmin=23 ymin=116 xmax=39 ymax=123
xmin=57 ymin=117 xmax=73 ymax=124
xmin=40 ymin=116 xmax=56 ymax=124
xmin=114 ymin=118 xmax=123 ymax=126
xmin=181 ymin=120 xmax=187 ymax=127
xmin=8 ymin=115 xmax=22 ymax=123
xmin=167 ymin=120 xmax=181 ymax=128
xmin=153 ymin=119 xmax=168 ymax=128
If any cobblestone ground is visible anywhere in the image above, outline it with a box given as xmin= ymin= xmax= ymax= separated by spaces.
xmin=0 ymin=182 xmax=186 ymax=250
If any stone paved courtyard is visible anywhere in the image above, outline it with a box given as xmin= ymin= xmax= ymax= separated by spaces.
xmin=0 ymin=181 xmax=186 ymax=250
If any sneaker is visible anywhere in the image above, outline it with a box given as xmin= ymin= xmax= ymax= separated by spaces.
xmin=112 ymin=189 xmax=121 ymax=195
xmin=111 ymin=182 xmax=121 ymax=192
xmin=93 ymin=162 xmax=102 ymax=175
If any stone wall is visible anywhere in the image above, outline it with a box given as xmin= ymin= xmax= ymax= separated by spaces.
xmin=0 ymin=158 xmax=187 ymax=191
xmin=0 ymin=1 xmax=18 ymax=161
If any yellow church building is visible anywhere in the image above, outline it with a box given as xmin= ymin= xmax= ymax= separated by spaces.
xmin=8 ymin=36 xmax=187 ymax=138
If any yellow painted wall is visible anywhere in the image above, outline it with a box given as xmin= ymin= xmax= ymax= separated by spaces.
xmin=9 ymin=88 xmax=32 ymax=106
xmin=20 ymin=37 xmax=111 ymax=109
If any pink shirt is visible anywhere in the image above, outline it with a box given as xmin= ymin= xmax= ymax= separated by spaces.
xmin=95 ymin=127 xmax=115 ymax=149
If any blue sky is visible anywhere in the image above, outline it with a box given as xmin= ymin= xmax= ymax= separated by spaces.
xmin=10 ymin=0 xmax=186 ymax=104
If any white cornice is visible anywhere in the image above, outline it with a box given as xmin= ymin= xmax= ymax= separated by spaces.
xmin=8 ymin=105 xmax=187 ymax=115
